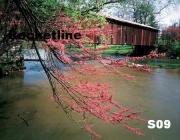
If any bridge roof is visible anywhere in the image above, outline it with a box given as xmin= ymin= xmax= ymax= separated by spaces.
xmin=98 ymin=13 xmax=158 ymax=31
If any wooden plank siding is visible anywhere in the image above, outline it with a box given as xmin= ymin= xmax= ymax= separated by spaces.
xmin=92 ymin=16 xmax=158 ymax=47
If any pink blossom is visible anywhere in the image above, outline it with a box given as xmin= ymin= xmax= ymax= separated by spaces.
xmin=60 ymin=55 xmax=72 ymax=64
xmin=46 ymin=39 xmax=57 ymax=46
xmin=71 ymin=102 xmax=77 ymax=110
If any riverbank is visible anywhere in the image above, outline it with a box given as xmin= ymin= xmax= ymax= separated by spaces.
xmin=137 ymin=58 xmax=180 ymax=69
xmin=0 ymin=45 xmax=26 ymax=77
xmin=67 ymin=44 xmax=134 ymax=56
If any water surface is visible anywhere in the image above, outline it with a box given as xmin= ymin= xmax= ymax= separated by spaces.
xmin=0 ymin=61 xmax=180 ymax=140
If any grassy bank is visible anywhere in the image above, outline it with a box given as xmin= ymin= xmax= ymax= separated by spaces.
xmin=67 ymin=44 xmax=134 ymax=55
xmin=97 ymin=45 xmax=133 ymax=55
xmin=137 ymin=58 xmax=180 ymax=69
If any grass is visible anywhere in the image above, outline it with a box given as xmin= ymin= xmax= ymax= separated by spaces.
xmin=97 ymin=45 xmax=134 ymax=55
xmin=67 ymin=44 xmax=134 ymax=55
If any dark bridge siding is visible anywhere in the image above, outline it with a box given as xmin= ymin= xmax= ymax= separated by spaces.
xmin=105 ymin=21 xmax=158 ymax=46
xmin=93 ymin=17 xmax=158 ymax=47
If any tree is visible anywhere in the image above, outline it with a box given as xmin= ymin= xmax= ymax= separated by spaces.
xmin=99 ymin=0 xmax=178 ymax=28
xmin=161 ymin=21 xmax=180 ymax=57
xmin=0 ymin=0 xmax=166 ymax=138
xmin=133 ymin=2 xmax=157 ymax=26
xmin=48 ymin=0 xmax=126 ymax=16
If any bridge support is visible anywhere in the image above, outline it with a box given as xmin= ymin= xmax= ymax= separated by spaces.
xmin=133 ymin=45 xmax=156 ymax=56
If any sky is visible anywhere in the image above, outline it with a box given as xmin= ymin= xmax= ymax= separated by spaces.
xmin=160 ymin=10 xmax=180 ymax=25
xmin=157 ymin=3 xmax=180 ymax=26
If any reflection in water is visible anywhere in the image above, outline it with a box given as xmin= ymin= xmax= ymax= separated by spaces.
xmin=0 ymin=61 xmax=180 ymax=140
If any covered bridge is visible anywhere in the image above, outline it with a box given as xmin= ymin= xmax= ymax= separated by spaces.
xmin=94 ymin=14 xmax=159 ymax=55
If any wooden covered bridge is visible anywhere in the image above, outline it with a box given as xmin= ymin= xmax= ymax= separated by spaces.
xmin=93 ymin=14 xmax=159 ymax=55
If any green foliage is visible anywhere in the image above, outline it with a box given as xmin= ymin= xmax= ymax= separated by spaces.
xmin=158 ymin=40 xmax=180 ymax=57
xmin=133 ymin=2 xmax=158 ymax=27
xmin=34 ymin=0 xmax=62 ymax=18
xmin=158 ymin=40 xmax=164 ymax=46
xmin=161 ymin=23 xmax=180 ymax=57
xmin=167 ymin=41 xmax=180 ymax=57
xmin=37 ymin=0 xmax=107 ymax=28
